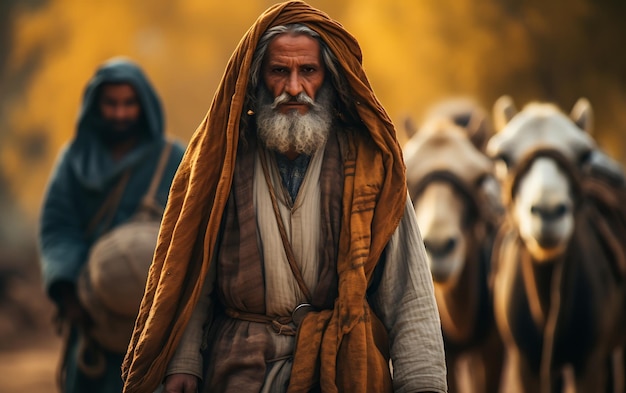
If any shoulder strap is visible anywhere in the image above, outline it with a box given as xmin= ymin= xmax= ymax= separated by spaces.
xmin=85 ymin=170 xmax=131 ymax=238
xmin=85 ymin=140 xmax=174 ymax=237
xmin=140 ymin=140 xmax=174 ymax=215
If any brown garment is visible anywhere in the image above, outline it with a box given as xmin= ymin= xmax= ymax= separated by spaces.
xmin=218 ymin=130 xmax=342 ymax=316
xmin=121 ymin=1 xmax=407 ymax=392
xmin=203 ymin=129 xmax=342 ymax=391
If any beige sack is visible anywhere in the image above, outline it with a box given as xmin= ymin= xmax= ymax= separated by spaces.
xmin=77 ymin=217 xmax=161 ymax=353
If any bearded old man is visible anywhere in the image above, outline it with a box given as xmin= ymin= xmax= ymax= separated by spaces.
xmin=39 ymin=58 xmax=185 ymax=393
xmin=122 ymin=2 xmax=447 ymax=393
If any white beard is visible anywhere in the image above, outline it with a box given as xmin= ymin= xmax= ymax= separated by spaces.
xmin=256 ymin=82 xmax=333 ymax=155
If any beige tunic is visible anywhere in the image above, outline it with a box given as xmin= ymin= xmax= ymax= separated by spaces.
xmin=257 ymin=147 xmax=324 ymax=317
xmin=165 ymin=148 xmax=447 ymax=393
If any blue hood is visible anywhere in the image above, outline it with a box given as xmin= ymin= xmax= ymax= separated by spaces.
xmin=68 ymin=57 xmax=165 ymax=191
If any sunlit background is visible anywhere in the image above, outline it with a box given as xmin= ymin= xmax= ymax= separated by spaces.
xmin=1 ymin=0 xmax=626 ymax=390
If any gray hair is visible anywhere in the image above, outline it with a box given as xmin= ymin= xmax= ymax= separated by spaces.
xmin=242 ymin=24 xmax=358 ymax=136
xmin=249 ymin=24 xmax=341 ymax=93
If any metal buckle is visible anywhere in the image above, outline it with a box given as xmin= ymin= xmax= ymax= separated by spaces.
xmin=291 ymin=303 xmax=315 ymax=327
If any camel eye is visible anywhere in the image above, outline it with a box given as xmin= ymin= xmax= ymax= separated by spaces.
xmin=577 ymin=149 xmax=592 ymax=167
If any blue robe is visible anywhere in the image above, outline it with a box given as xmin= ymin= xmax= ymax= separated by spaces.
xmin=38 ymin=58 xmax=185 ymax=393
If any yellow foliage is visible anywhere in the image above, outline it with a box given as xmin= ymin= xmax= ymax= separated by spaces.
xmin=2 ymin=0 xmax=626 ymax=223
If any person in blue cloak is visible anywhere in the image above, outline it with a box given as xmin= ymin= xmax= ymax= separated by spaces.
xmin=38 ymin=57 xmax=186 ymax=393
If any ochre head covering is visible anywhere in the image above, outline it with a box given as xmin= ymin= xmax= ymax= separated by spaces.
xmin=122 ymin=2 xmax=407 ymax=392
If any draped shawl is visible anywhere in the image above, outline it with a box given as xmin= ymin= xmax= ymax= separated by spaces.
xmin=122 ymin=1 xmax=407 ymax=392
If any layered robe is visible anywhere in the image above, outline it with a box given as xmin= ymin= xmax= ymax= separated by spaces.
xmin=122 ymin=2 xmax=447 ymax=392
xmin=165 ymin=134 xmax=446 ymax=392
xmin=39 ymin=58 xmax=185 ymax=393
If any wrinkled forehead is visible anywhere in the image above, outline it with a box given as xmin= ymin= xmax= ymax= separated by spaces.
xmin=487 ymin=107 xmax=596 ymax=163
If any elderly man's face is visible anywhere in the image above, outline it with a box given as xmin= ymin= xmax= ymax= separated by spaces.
xmin=262 ymin=33 xmax=325 ymax=115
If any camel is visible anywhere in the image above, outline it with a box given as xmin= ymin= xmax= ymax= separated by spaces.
xmin=486 ymin=96 xmax=626 ymax=393
xmin=404 ymin=112 xmax=504 ymax=393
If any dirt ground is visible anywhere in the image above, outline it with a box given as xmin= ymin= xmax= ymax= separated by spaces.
xmin=0 ymin=249 xmax=64 ymax=393
xmin=0 ymin=331 xmax=62 ymax=392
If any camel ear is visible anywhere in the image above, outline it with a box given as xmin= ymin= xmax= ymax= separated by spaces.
xmin=493 ymin=95 xmax=517 ymax=132
xmin=570 ymin=97 xmax=593 ymax=135
xmin=404 ymin=116 xmax=418 ymax=138
xmin=465 ymin=110 xmax=493 ymax=152
xmin=478 ymin=174 xmax=505 ymax=217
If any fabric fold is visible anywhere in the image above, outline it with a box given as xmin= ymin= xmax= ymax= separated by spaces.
xmin=122 ymin=2 xmax=406 ymax=392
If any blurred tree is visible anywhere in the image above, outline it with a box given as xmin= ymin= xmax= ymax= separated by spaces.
xmin=1 ymin=0 xmax=626 ymax=223
xmin=0 ymin=0 xmax=50 ymax=248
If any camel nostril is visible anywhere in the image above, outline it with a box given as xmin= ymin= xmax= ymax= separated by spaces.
xmin=531 ymin=205 xmax=540 ymax=216
xmin=530 ymin=203 xmax=569 ymax=221
xmin=424 ymin=237 xmax=457 ymax=258
xmin=553 ymin=203 xmax=567 ymax=218
xmin=444 ymin=238 xmax=457 ymax=253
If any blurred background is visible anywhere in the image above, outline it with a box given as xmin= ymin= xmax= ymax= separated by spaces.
xmin=1 ymin=0 xmax=626 ymax=390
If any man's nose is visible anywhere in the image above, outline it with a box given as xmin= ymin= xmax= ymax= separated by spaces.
xmin=113 ymin=105 xmax=129 ymax=119
xmin=284 ymin=71 xmax=303 ymax=97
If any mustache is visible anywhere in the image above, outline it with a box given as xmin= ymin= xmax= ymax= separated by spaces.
xmin=270 ymin=91 xmax=317 ymax=110
xmin=109 ymin=120 xmax=136 ymax=130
